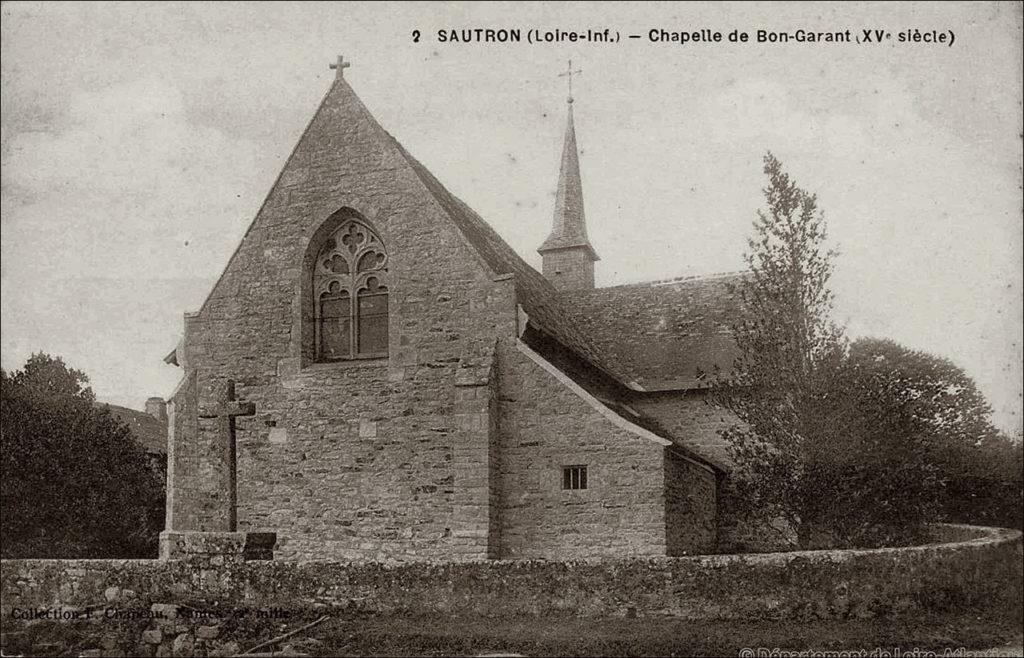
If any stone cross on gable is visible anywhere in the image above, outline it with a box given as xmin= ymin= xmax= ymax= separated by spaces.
xmin=330 ymin=55 xmax=351 ymax=79
xmin=199 ymin=379 xmax=255 ymax=532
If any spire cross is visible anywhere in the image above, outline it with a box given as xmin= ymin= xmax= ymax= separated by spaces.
xmin=330 ymin=55 xmax=351 ymax=78
xmin=558 ymin=59 xmax=582 ymax=104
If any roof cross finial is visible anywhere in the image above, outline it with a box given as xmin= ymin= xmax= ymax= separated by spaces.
xmin=558 ymin=59 xmax=582 ymax=104
xmin=329 ymin=55 xmax=351 ymax=79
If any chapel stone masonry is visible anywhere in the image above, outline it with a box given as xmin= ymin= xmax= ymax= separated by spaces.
xmin=161 ymin=60 xmax=739 ymax=562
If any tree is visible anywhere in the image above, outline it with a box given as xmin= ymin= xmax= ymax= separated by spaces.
xmin=959 ymin=431 xmax=1024 ymax=529
xmin=845 ymin=338 xmax=999 ymax=449
xmin=716 ymin=153 xmax=942 ymax=549
xmin=715 ymin=152 xmax=846 ymax=548
xmin=799 ymin=341 xmax=943 ymax=547
xmin=9 ymin=352 xmax=95 ymax=401
xmin=0 ymin=353 xmax=164 ymax=558
xmin=847 ymin=339 xmax=1023 ymax=529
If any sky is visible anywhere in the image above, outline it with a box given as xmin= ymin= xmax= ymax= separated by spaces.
xmin=1 ymin=1 xmax=1021 ymax=433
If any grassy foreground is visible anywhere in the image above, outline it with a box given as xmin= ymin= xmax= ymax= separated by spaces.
xmin=6 ymin=608 xmax=1021 ymax=656
xmin=269 ymin=610 xmax=1023 ymax=656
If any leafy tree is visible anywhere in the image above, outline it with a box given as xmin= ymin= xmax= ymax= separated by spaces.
xmin=716 ymin=153 xmax=942 ymax=549
xmin=9 ymin=352 xmax=95 ymax=401
xmin=845 ymin=338 xmax=1024 ymax=529
xmin=802 ymin=341 xmax=944 ymax=547
xmin=716 ymin=152 xmax=845 ymax=548
xmin=0 ymin=353 xmax=164 ymax=558
xmin=730 ymin=152 xmax=843 ymax=396
xmin=845 ymin=338 xmax=999 ymax=450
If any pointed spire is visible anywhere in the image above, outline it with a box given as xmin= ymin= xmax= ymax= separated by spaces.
xmin=539 ymin=95 xmax=599 ymax=262
xmin=538 ymin=66 xmax=599 ymax=292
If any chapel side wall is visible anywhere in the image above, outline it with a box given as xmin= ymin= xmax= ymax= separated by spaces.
xmin=636 ymin=391 xmax=794 ymax=553
xmin=485 ymin=360 xmax=502 ymax=558
xmin=664 ymin=449 xmax=717 ymax=556
xmin=496 ymin=340 xmax=667 ymax=559
xmin=632 ymin=391 xmax=734 ymax=467
xmin=175 ymin=78 xmax=518 ymax=561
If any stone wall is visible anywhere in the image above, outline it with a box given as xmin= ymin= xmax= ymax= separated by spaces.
xmin=165 ymin=371 xmax=199 ymax=532
xmin=664 ymin=449 xmax=717 ymax=555
xmin=2 ymin=526 xmax=1019 ymax=623
xmin=632 ymin=390 xmax=734 ymax=467
xmin=630 ymin=391 xmax=805 ymax=553
xmin=230 ymin=339 xmax=505 ymax=562
xmin=3 ymin=600 xmax=249 ymax=658
xmin=495 ymin=340 xmax=669 ymax=559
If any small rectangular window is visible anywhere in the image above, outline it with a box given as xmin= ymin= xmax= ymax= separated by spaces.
xmin=562 ymin=465 xmax=588 ymax=490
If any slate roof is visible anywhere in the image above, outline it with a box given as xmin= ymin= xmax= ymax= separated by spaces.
xmin=389 ymin=123 xmax=745 ymax=396
xmin=390 ymin=135 xmax=739 ymax=473
xmin=520 ymin=325 xmax=728 ymax=473
xmin=389 ymin=102 xmax=743 ymax=395
xmin=99 ymin=403 xmax=168 ymax=454
xmin=389 ymin=136 xmax=641 ymax=389
xmin=562 ymin=273 xmax=745 ymax=391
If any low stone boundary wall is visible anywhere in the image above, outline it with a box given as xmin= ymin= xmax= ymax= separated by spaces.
xmin=2 ymin=525 xmax=1021 ymax=622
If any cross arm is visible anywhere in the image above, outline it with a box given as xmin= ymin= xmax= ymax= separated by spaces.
xmin=198 ymin=400 xmax=256 ymax=419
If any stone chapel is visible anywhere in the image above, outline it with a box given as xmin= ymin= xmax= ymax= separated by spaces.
xmin=161 ymin=60 xmax=741 ymax=562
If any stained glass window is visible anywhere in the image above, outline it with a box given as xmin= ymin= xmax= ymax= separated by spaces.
xmin=357 ymin=277 xmax=389 ymax=355
xmin=313 ymin=219 xmax=389 ymax=360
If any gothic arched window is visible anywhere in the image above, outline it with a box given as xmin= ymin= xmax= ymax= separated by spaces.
xmin=313 ymin=219 xmax=389 ymax=360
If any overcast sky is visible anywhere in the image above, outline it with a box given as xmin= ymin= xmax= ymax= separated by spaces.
xmin=2 ymin=1 xmax=1021 ymax=433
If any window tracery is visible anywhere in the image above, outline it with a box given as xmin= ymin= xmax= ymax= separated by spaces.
xmin=313 ymin=219 xmax=389 ymax=360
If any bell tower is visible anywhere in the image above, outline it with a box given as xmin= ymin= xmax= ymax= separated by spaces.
xmin=538 ymin=60 xmax=599 ymax=291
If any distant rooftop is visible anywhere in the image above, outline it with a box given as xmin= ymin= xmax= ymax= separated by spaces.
xmin=98 ymin=402 xmax=167 ymax=454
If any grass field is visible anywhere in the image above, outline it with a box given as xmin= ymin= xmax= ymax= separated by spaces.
xmin=313 ymin=613 xmax=1024 ymax=654
xmin=263 ymin=609 xmax=1024 ymax=656
xmin=6 ymin=607 xmax=1021 ymax=656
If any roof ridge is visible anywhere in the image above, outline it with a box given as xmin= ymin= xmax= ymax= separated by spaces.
xmin=592 ymin=270 xmax=748 ymax=292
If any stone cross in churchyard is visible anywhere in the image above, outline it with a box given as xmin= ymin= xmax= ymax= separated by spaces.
xmin=558 ymin=58 xmax=582 ymax=103
xmin=198 ymin=379 xmax=255 ymax=532
xmin=330 ymin=55 xmax=351 ymax=79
